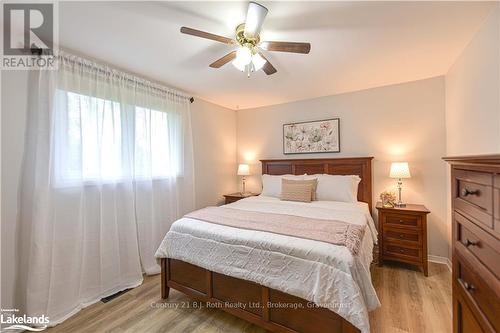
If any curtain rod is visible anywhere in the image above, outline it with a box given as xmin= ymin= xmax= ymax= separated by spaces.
xmin=29 ymin=45 xmax=195 ymax=104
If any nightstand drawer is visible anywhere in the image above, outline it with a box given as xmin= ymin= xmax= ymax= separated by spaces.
xmin=225 ymin=196 xmax=242 ymax=204
xmin=384 ymin=243 xmax=421 ymax=261
xmin=384 ymin=227 xmax=421 ymax=244
xmin=385 ymin=214 xmax=421 ymax=229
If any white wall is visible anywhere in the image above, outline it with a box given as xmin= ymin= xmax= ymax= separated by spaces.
xmin=237 ymin=77 xmax=449 ymax=258
xmin=191 ymin=99 xmax=238 ymax=208
xmin=444 ymin=5 xmax=499 ymax=259
xmin=0 ymin=72 xmax=237 ymax=309
xmin=445 ymin=6 xmax=500 ymax=155
xmin=1 ymin=70 xmax=28 ymax=309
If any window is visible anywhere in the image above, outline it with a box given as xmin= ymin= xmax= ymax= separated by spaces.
xmin=54 ymin=90 xmax=181 ymax=185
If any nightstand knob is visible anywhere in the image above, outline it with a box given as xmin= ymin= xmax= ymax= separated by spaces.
xmin=400 ymin=249 xmax=404 ymax=253
xmin=399 ymin=234 xmax=404 ymax=238
xmin=399 ymin=220 xmax=404 ymax=223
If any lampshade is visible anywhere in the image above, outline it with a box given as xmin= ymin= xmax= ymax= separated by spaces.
xmin=251 ymin=53 xmax=266 ymax=71
xmin=236 ymin=46 xmax=252 ymax=66
xmin=232 ymin=58 xmax=246 ymax=72
xmin=390 ymin=162 xmax=411 ymax=179
xmin=237 ymin=164 xmax=250 ymax=176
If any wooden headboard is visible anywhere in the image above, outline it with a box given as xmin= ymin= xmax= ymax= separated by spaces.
xmin=260 ymin=157 xmax=374 ymax=211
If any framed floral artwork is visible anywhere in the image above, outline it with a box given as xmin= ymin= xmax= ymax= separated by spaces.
xmin=283 ymin=118 xmax=340 ymax=154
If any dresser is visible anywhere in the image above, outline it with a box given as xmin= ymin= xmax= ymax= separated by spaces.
xmin=444 ymin=155 xmax=500 ymax=333
xmin=376 ymin=202 xmax=430 ymax=276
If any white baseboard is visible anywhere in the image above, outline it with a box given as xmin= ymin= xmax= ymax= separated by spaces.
xmin=428 ymin=255 xmax=452 ymax=271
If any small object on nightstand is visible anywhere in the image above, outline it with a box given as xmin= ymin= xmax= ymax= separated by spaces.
xmin=379 ymin=191 xmax=397 ymax=207
xmin=223 ymin=192 xmax=258 ymax=205
xmin=389 ymin=162 xmax=411 ymax=207
xmin=376 ymin=202 xmax=430 ymax=276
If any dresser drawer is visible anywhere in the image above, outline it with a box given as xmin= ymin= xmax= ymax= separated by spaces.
xmin=456 ymin=251 xmax=500 ymax=332
xmin=384 ymin=214 xmax=421 ymax=229
xmin=454 ymin=170 xmax=494 ymax=230
xmin=455 ymin=168 xmax=493 ymax=187
xmin=494 ymin=178 xmax=499 ymax=237
xmin=455 ymin=212 xmax=500 ymax=280
xmin=457 ymin=180 xmax=493 ymax=213
xmin=383 ymin=227 xmax=421 ymax=244
xmin=383 ymin=243 xmax=421 ymax=261
xmin=454 ymin=198 xmax=494 ymax=230
xmin=454 ymin=293 xmax=485 ymax=333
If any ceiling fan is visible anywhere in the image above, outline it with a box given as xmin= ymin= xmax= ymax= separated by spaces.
xmin=180 ymin=1 xmax=311 ymax=77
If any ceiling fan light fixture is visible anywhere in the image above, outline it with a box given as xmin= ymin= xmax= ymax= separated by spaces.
xmin=235 ymin=46 xmax=253 ymax=65
xmin=180 ymin=1 xmax=310 ymax=76
xmin=232 ymin=58 xmax=246 ymax=72
xmin=251 ymin=53 xmax=266 ymax=71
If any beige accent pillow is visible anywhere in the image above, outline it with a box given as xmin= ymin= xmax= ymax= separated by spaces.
xmin=280 ymin=182 xmax=313 ymax=203
xmin=282 ymin=178 xmax=318 ymax=201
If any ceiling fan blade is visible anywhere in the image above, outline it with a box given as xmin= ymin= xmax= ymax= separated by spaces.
xmin=209 ymin=51 xmax=237 ymax=68
xmin=258 ymin=52 xmax=277 ymax=75
xmin=244 ymin=2 xmax=268 ymax=38
xmin=260 ymin=41 xmax=311 ymax=54
xmin=180 ymin=27 xmax=234 ymax=45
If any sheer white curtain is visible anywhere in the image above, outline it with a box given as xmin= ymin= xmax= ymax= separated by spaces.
xmin=17 ymin=52 xmax=194 ymax=324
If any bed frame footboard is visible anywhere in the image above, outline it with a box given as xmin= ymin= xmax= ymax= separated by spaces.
xmin=160 ymin=258 xmax=360 ymax=333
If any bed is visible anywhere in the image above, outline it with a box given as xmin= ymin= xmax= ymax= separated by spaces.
xmin=155 ymin=157 xmax=379 ymax=333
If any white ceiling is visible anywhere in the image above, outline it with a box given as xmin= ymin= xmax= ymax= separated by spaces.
xmin=55 ymin=1 xmax=496 ymax=109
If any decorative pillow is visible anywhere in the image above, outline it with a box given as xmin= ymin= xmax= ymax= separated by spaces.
xmin=282 ymin=178 xmax=318 ymax=201
xmin=314 ymin=174 xmax=361 ymax=202
xmin=280 ymin=182 xmax=313 ymax=202
xmin=261 ymin=174 xmax=303 ymax=197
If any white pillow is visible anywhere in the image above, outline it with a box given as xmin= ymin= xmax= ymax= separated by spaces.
xmin=261 ymin=174 xmax=304 ymax=197
xmin=314 ymin=174 xmax=361 ymax=202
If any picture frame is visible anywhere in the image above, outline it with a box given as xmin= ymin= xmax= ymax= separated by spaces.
xmin=283 ymin=118 xmax=340 ymax=154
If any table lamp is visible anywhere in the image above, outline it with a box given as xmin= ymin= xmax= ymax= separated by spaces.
xmin=390 ymin=162 xmax=411 ymax=207
xmin=237 ymin=164 xmax=250 ymax=195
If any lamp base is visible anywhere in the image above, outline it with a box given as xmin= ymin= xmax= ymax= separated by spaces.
xmin=395 ymin=179 xmax=406 ymax=208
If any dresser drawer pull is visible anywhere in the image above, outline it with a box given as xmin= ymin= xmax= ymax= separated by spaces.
xmin=462 ymin=239 xmax=479 ymax=247
xmin=399 ymin=234 xmax=404 ymax=238
xmin=459 ymin=278 xmax=475 ymax=292
xmin=461 ymin=188 xmax=480 ymax=197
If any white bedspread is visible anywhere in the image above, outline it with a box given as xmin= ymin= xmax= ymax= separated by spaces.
xmin=155 ymin=196 xmax=380 ymax=333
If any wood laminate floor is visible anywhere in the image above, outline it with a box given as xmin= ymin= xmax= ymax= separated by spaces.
xmin=45 ymin=262 xmax=451 ymax=333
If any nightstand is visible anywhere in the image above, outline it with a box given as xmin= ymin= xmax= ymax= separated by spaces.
xmin=376 ymin=202 xmax=430 ymax=276
xmin=223 ymin=192 xmax=258 ymax=205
